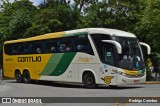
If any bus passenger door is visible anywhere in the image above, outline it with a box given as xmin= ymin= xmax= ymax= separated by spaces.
xmin=100 ymin=45 xmax=117 ymax=85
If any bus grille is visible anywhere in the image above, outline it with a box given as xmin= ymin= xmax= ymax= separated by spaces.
xmin=126 ymin=74 xmax=145 ymax=78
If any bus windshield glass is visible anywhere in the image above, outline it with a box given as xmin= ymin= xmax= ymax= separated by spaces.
xmin=112 ymin=36 xmax=145 ymax=70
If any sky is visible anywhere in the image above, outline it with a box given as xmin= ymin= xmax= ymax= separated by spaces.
xmin=29 ymin=0 xmax=75 ymax=6
xmin=8 ymin=0 xmax=43 ymax=6
xmin=0 ymin=0 xmax=76 ymax=7
xmin=8 ymin=0 xmax=75 ymax=6
xmin=30 ymin=0 xmax=43 ymax=6
xmin=29 ymin=0 xmax=43 ymax=6
xmin=7 ymin=0 xmax=103 ymax=6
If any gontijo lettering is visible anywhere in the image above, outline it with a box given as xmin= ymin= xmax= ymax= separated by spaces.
xmin=18 ymin=56 xmax=41 ymax=62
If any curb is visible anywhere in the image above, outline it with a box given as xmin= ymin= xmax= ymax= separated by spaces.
xmin=144 ymin=81 xmax=160 ymax=84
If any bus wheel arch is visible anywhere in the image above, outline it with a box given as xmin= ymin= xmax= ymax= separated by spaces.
xmin=23 ymin=69 xmax=31 ymax=83
xmin=82 ymin=71 xmax=97 ymax=89
xmin=15 ymin=69 xmax=23 ymax=83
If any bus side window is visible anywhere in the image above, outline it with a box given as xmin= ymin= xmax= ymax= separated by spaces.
xmin=44 ymin=39 xmax=57 ymax=53
xmin=75 ymin=35 xmax=94 ymax=55
xmin=91 ymin=34 xmax=111 ymax=62
xmin=60 ymin=44 xmax=66 ymax=52
xmin=5 ymin=44 xmax=20 ymax=55
xmin=17 ymin=45 xmax=23 ymax=54
xmin=12 ymin=45 xmax=18 ymax=54
xmin=31 ymin=42 xmax=43 ymax=54
xmin=37 ymin=48 xmax=42 ymax=54
xmin=58 ymin=37 xmax=73 ymax=53
xmin=50 ymin=46 xmax=56 ymax=53
xmin=103 ymin=45 xmax=116 ymax=66
xmin=12 ymin=49 xmax=17 ymax=54
xmin=23 ymin=43 xmax=30 ymax=54
xmin=4 ymin=44 xmax=12 ymax=55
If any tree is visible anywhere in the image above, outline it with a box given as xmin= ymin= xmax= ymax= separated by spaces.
xmin=0 ymin=0 xmax=12 ymax=40
xmin=0 ymin=0 xmax=37 ymax=40
xmin=134 ymin=0 xmax=160 ymax=81
xmin=0 ymin=0 xmax=37 ymax=67
xmin=26 ymin=0 xmax=82 ymax=37
xmin=79 ymin=0 xmax=145 ymax=31
xmin=135 ymin=0 xmax=160 ymax=52
xmin=9 ymin=8 xmax=33 ymax=39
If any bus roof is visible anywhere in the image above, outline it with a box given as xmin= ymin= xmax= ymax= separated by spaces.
xmin=88 ymin=28 xmax=136 ymax=37
xmin=4 ymin=28 xmax=136 ymax=44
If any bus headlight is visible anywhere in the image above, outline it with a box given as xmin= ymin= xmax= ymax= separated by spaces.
xmin=116 ymin=70 xmax=129 ymax=77
xmin=118 ymin=71 xmax=128 ymax=77
xmin=122 ymin=73 xmax=128 ymax=77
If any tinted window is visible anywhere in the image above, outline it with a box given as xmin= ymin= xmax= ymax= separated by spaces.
xmin=45 ymin=40 xmax=57 ymax=53
xmin=91 ymin=34 xmax=111 ymax=61
xmin=103 ymin=45 xmax=116 ymax=66
xmin=4 ymin=43 xmax=30 ymax=55
xmin=4 ymin=44 xmax=12 ymax=55
xmin=31 ymin=42 xmax=43 ymax=54
xmin=12 ymin=44 xmax=19 ymax=54
xmin=4 ymin=34 xmax=94 ymax=55
xmin=57 ymin=37 xmax=73 ymax=53
xmin=75 ymin=35 xmax=94 ymax=55
xmin=22 ymin=43 xmax=30 ymax=54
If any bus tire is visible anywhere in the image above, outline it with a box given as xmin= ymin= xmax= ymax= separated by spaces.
xmin=15 ymin=70 xmax=23 ymax=83
xmin=83 ymin=73 xmax=97 ymax=89
xmin=23 ymin=70 xmax=31 ymax=83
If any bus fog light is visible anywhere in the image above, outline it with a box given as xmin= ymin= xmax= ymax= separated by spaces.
xmin=134 ymin=79 xmax=140 ymax=83
xmin=119 ymin=72 xmax=127 ymax=77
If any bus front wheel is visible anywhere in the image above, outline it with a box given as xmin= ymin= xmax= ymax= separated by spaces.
xmin=109 ymin=85 xmax=118 ymax=88
xmin=15 ymin=70 xmax=23 ymax=83
xmin=23 ymin=70 xmax=31 ymax=83
xmin=83 ymin=73 xmax=97 ymax=89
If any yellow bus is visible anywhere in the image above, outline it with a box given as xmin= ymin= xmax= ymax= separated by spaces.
xmin=3 ymin=28 xmax=151 ymax=88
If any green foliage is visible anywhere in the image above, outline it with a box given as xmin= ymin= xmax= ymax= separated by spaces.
xmin=0 ymin=0 xmax=37 ymax=40
xmin=146 ymin=67 xmax=153 ymax=81
xmin=135 ymin=0 xmax=160 ymax=52
xmin=9 ymin=8 xmax=32 ymax=39
xmin=0 ymin=0 xmax=149 ymax=39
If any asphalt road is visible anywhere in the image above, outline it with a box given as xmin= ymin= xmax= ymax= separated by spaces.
xmin=0 ymin=80 xmax=160 ymax=106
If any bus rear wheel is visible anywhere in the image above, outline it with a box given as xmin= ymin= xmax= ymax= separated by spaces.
xmin=23 ymin=70 xmax=31 ymax=83
xmin=15 ymin=71 xmax=23 ymax=83
xmin=83 ymin=73 xmax=97 ymax=89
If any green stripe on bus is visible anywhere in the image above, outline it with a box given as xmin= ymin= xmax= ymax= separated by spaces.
xmin=41 ymin=53 xmax=76 ymax=76
xmin=49 ymin=52 xmax=76 ymax=76
xmin=40 ymin=53 xmax=64 ymax=75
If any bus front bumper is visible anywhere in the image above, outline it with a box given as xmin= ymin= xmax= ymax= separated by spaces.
xmin=116 ymin=74 xmax=146 ymax=85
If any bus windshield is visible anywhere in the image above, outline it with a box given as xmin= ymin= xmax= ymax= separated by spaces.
xmin=112 ymin=36 xmax=145 ymax=70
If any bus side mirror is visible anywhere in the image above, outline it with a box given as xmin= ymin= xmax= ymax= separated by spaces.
xmin=139 ymin=42 xmax=151 ymax=55
xmin=102 ymin=40 xmax=122 ymax=54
